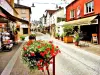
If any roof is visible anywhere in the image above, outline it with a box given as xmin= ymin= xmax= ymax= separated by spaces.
xmin=45 ymin=10 xmax=57 ymax=16
xmin=66 ymin=0 xmax=77 ymax=8
xmin=14 ymin=3 xmax=31 ymax=14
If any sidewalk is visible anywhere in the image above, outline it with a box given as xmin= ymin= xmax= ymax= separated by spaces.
xmin=52 ymin=38 xmax=100 ymax=56
xmin=36 ymin=32 xmax=100 ymax=56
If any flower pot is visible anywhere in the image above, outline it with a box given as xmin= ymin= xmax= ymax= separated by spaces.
xmin=63 ymin=36 xmax=73 ymax=43
xmin=74 ymin=42 xmax=79 ymax=46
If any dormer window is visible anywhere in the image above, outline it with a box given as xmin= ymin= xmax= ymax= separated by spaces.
xmin=85 ymin=1 xmax=94 ymax=14
xmin=70 ymin=9 xmax=75 ymax=18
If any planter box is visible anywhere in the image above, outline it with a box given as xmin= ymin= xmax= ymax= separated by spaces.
xmin=63 ymin=36 xmax=73 ymax=43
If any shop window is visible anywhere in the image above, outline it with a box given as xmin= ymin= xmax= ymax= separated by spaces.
xmin=85 ymin=1 xmax=94 ymax=14
xmin=23 ymin=28 xmax=28 ymax=34
xmin=70 ymin=9 xmax=75 ymax=18
xmin=17 ymin=28 xmax=20 ymax=31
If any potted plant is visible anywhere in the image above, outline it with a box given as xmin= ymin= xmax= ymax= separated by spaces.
xmin=74 ymin=31 xmax=80 ymax=46
xmin=63 ymin=25 xmax=74 ymax=43
xmin=20 ymin=36 xmax=25 ymax=41
xmin=55 ymin=33 xmax=60 ymax=39
xmin=60 ymin=33 xmax=64 ymax=41
xmin=22 ymin=40 xmax=60 ymax=75
xmin=29 ymin=34 xmax=36 ymax=40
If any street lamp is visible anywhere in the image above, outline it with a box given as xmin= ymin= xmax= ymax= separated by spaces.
xmin=31 ymin=3 xmax=35 ymax=7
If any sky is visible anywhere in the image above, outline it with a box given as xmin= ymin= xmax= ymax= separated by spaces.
xmin=14 ymin=0 xmax=73 ymax=21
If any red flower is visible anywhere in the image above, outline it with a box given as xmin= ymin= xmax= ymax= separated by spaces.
xmin=40 ymin=52 xmax=45 ymax=56
xmin=30 ymin=52 xmax=35 ymax=56
xmin=46 ymin=48 xmax=50 ymax=51
xmin=39 ymin=59 xmax=43 ymax=63
xmin=37 ymin=46 xmax=41 ymax=48
xmin=44 ymin=51 xmax=48 ymax=54
xmin=56 ymin=46 xmax=58 ymax=48
xmin=23 ymin=47 xmax=27 ymax=51
xmin=38 ymin=67 xmax=44 ymax=71
xmin=49 ymin=41 xmax=53 ymax=43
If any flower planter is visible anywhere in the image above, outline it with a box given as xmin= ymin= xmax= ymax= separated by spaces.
xmin=22 ymin=40 xmax=60 ymax=75
xmin=63 ymin=36 xmax=73 ymax=43
xmin=74 ymin=42 xmax=79 ymax=46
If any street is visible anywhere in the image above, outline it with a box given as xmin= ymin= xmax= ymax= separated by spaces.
xmin=0 ymin=33 xmax=100 ymax=75
xmin=37 ymin=33 xmax=100 ymax=75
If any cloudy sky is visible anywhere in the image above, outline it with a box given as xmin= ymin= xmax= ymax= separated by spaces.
xmin=14 ymin=0 xmax=73 ymax=21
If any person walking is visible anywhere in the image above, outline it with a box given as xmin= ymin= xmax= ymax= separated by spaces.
xmin=14 ymin=30 xmax=18 ymax=44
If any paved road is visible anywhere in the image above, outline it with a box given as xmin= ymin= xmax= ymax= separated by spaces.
xmin=37 ymin=34 xmax=100 ymax=75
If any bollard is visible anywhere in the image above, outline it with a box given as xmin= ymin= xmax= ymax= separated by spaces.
xmin=53 ymin=56 xmax=55 ymax=75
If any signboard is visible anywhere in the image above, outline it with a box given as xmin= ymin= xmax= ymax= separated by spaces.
xmin=91 ymin=33 xmax=98 ymax=44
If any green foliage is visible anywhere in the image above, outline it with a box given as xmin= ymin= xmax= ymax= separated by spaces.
xmin=30 ymin=34 xmax=36 ymax=37
xmin=63 ymin=25 xmax=73 ymax=36
xmin=55 ymin=33 xmax=60 ymax=37
xmin=20 ymin=36 xmax=25 ymax=40
xmin=74 ymin=32 xmax=80 ymax=42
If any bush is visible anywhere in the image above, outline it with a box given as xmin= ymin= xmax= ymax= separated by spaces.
xmin=63 ymin=25 xmax=74 ymax=36
xmin=20 ymin=36 xmax=25 ymax=40
xmin=55 ymin=33 xmax=60 ymax=38
xmin=29 ymin=34 xmax=36 ymax=40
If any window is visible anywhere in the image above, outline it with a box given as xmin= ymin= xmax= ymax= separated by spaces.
xmin=77 ymin=6 xmax=81 ymax=18
xmin=85 ymin=1 xmax=94 ymax=14
xmin=17 ymin=28 xmax=20 ymax=31
xmin=21 ymin=9 xmax=26 ymax=14
xmin=23 ymin=28 xmax=28 ymax=34
xmin=70 ymin=9 xmax=75 ymax=18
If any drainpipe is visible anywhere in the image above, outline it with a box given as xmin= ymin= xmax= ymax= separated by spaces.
xmin=98 ymin=16 xmax=100 ymax=44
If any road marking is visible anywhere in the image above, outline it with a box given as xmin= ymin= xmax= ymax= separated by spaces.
xmin=1 ymin=42 xmax=25 ymax=75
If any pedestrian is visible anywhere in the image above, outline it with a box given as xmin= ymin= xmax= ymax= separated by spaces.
xmin=14 ymin=30 xmax=18 ymax=44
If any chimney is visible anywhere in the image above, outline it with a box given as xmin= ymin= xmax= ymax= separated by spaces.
xmin=17 ymin=0 xmax=20 ymax=4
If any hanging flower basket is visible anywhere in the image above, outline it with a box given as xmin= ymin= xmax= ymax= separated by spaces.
xmin=21 ymin=40 xmax=60 ymax=75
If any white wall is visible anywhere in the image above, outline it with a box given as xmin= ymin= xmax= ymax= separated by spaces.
xmin=50 ymin=9 xmax=65 ymax=25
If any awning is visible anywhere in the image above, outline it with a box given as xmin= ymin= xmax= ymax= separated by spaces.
xmin=0 ymin=7 xmax=29 ymax=24
xmin=64 ymin=15 xmax=97 ymax=26
xmin=0 ymin=12 xmax=7 ymax=18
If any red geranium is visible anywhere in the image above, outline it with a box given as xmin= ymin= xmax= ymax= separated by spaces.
xmin=22 ymin=40 xmax=60 ymax=72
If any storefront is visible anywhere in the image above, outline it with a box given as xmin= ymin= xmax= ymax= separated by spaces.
xmin=64 ymin=15 xmax=100 ymax=44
